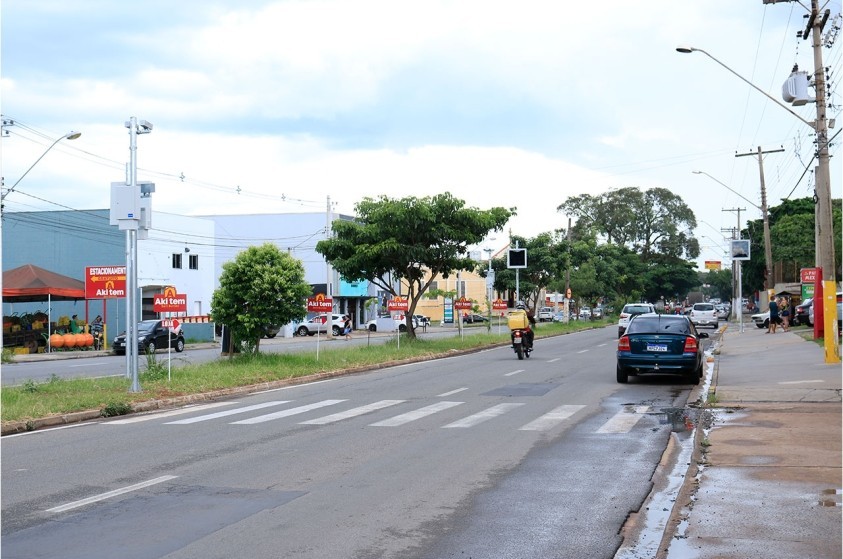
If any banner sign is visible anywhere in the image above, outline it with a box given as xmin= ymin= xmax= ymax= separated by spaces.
xmin=704 ymin=260 xmax=722 ymax=271
xmin=492 ymin=299 xmax=508 ymax=310
xmin=85 ymin=266 xmax=127 ymax=299
xmin=800 ymin=267 xmax=818 ymax=284
xmin=454 ymin=297 xmax=473 ymax=310
xmin=387 ymin=297 xmax=409 ymax=312
xmin=153 ymin=286 xmax=187 ymax=313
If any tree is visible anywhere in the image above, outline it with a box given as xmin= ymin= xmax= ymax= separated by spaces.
xmin=210 ymin=243 xmax=312 ymax=355
xmin=316 ymin=193 xmax=513 ymax=339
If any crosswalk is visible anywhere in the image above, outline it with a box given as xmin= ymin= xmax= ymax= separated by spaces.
xmin=105 ymin=398 xmax=657 ymax=434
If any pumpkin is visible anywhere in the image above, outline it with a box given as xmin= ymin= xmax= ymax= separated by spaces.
xmin=63 ymin=333 xmax=77 ymax=348
xmin=50 ymin=333 xmax=65 ymax=348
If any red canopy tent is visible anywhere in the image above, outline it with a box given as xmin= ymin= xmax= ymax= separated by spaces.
xmin=2 ymin=264 xmax=85 ymax=302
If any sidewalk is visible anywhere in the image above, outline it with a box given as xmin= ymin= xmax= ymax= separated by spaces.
xmin=666 ymin=324 xmax=842 ymax=559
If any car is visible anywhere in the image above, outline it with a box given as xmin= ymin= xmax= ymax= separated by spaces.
xmin=552 ymin=311 xmax=568 ymax=323
xmin=295 ymin=314 xmax=345 ymax=337
xmin=538 ymin=307 xmax=554 ymax=322
xmin=367 ymin=315 xmax=419 ymax=332
xmin=592 ymin=306 xmax=604 ymax=320
xmin=578 ymin=307 xmax=592 ymax=320
xmin=807 ymin=292 xmax=842 ymax=328
xmin=793 ymin=298 xmax=812 ymax=326
xmin=113 ymin=319 xmax=185 ymax=355
xmin=412 ymin=314 xmax=431 ymax=327
xmin=263 ymin=324 xmax=281 ymax=338
xmin=714 ymin=303 xmax=731 ymax=320
xmin=751 ymin=310 xmax=770 ymax=329
xmin=462 ymin=313 xmax=488 ymax=324
xmin=689 ymin=303 xmax=718 ymax=329
xmin=616 ymin=313 xmax=709 ymax=384
xmin=617 ymin=303 xmax=656 ymax=337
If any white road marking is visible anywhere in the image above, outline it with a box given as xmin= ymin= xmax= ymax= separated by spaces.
xmin=438 ymin=387 xmax=468 ymax=397
xmin=4 ymin=423 xmax=96 ymax=438
xmin=232 ymin=400 xmax=346 ymax=425
xmin=300 ymin=400 xmax=405 ymax=425
xmin=778 ymin=380 xmax=824 ymax=385
xmin=69 ymin=362 xmax=110 ymax=368
xmin=596 ymin=405 xmax=650 ymax=433
xmin=165 ymin=401 xmax=291 ymax=424
xmin=547 ymin=358 xmax=561 ymax=363
xmin=106 ymin=402 xmax=236 ymax=424
xmin=442 ymin=403 xmax=525 ymax=428
xmin=505 ymin=369 xmax=525 ymax=377
xmin=519 ymin=404 xmax=587 ymax=431
xmin=577 ymin=349 xmax=589 ymax=354
xmin=46 ymin=475 xmax=178 ymax=513
xmin=370 ymin=401 xmax=464 ymax=427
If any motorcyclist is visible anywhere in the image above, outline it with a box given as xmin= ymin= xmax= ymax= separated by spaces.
xmin=90 ymin=315 xmax=104 ymax=349
xmin=512 ymin=303 xmax=537 ymax=349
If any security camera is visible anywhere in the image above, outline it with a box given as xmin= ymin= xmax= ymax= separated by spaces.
xmin=139 ymin=120 xmax=153 ymax=132
xmin=184 ymin=247 xmax=190 ymax=253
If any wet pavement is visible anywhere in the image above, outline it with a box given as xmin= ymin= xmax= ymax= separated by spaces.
xmin=663 ymin=324 xmax=841 ymax=559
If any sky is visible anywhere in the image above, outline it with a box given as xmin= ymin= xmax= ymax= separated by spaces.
xmin=2 ymin=0 xmax=841 ymax=271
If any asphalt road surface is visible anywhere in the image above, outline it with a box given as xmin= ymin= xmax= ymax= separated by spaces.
xmin=2 ymin=325 xmax=707 ymax=558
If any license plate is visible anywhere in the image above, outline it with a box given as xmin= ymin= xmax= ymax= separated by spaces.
xmin=647 ymin=343 xmax=668 ymax=352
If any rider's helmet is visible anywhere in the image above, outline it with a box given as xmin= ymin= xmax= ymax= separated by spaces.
xmin=515 ymin=301 xmax=526 ymax=310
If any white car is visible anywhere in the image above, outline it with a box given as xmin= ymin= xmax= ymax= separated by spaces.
xmin=617 ymin=303 xmax=656 ymax=337
xmin=367 ymin=315 xmax=419 ymax=332
xmin=751 ymin=311 xmax=770 ymax=329
xmin=295 ymin=314 xmax=345 ymax=336
xmin=689 ymin=303 xmax=719 ymax=329
xmin=538 ymin=307 xmax=554 ymax=322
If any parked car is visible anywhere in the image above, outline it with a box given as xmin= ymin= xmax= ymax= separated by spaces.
xmin=263 ymin=324 xmax=281 ymax=338
xmin=592 ymin=306 xmax=604 ymax=320
xmin=412 ymin=314 xmax=431 ymax=327
xmin=807 ymin=292 xmax=842 ymax=328
xmin=295 ymin=314 xmax=345 ymax=337
xmin=616 ymin=313 xmax=709 ymax=384
xmin=538 ymin=307 xmax=554 ymax=322
xmin=794 ymin=298 xmax=812 ymax=326
xmin=578 ymin=307 xmax=592 ymax=320
xmin=689 ymin=303 xmax=718 ymax=329
xmin=552 ymin=311 xmax=568 ymax=323
xmin=113 ymin=319 xmax=185 ymax=355
xmin=367 ymin=314 xmax=419 ymax=332
xmin=751 ymin=310 xmax=770 ymax=329
xmin=617 ymin=303 xmax=656 ymax=337
xmin=462 ymin=313 xmax=488 ymax=324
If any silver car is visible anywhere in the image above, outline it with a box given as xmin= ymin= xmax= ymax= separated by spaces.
xmin=690 ymin=303 xmax=719 ymax=329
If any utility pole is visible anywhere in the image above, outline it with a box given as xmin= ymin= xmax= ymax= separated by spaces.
xmin=723 ymin=208 xmax=745 ymax=325
xmin=736 ymin=146 xmax=783 ymax=292
xmin=326 ymin=195 xmax=334 ymax=339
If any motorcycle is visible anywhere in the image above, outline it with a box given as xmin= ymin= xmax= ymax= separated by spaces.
xmin=510 ymin=328 xmax=533 ymax=360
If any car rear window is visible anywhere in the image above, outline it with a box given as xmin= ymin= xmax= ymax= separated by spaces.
xmin=623 ymin=304 xmax=653 ymax=314
xmin=693 ymin=304 xmax=714 ymax=311
xmin=627 ymin=317 xmax=691 ymax=335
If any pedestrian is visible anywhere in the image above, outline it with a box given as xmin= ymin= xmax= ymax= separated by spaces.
xmin=342 ymin=315 xmax=352 ymax=340
xmin=779 ymin=297 xmax=791 ymax=331
xmin=767 ymin=297 xmax=780 ymax=334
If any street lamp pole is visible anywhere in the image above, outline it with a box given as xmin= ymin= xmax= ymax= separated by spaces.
xmin=0 ymin=128 xmax=81 ymax=351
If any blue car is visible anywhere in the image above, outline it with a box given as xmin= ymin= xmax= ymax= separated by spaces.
xmin=616 ymin=313 xmax=708 ymax=384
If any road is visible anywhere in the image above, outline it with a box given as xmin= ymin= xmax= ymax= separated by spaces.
xmin=1 ymin=325 xmax=710 ymax=558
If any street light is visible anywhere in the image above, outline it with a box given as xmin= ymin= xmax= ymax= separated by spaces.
xmin=693 ymin=170 xmax=773 ymax=292
xmin=2 ymin=130 xmax=82 ymax=203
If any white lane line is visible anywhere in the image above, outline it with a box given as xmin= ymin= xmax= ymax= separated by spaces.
xmin=300 ymin=400 xmax=405 ymax=425
xmin=438 ymin=387 xmax=468 ymax=397
xmin=46 ymin=475 xmax=178 ymax=513
xmin=232 ymin=400 xmax=346 ymax=425
xmin=4 ymin=423 xmax=96 ymax=438
xmin=442 ymin=403 xmax=525 ymax=428
xmin=779 ymin=380 xmax=824 ymax=385
xmin=505 ymin=369 xmax=525 ymax=377
xmin=69 ymin=362 xmax=110 ymax=368
xmin=370 ymin=401 xmax=464 ymax=427
xmin=519 ymin=404 xmax=587 ymax=431
xmin=596 ymin=406 xmax=650 ymax=434
xmin=547 ymin=358 xmax=561 ymax=363
xmin=165 ymin=401 xmax=291 ymax=424
xmin=106 ymin=402 xmax=236 ymax=424
xmin=577 ymin=349 xmax=589 ymax=354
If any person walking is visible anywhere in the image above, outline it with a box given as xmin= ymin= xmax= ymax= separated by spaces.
xmin=767 ymin=297 xmax=780 ymax=334
xmin=342 ymin=315 xmax=352 ymax=340
xmin=779 ymin=297 xmax=791 ymax=331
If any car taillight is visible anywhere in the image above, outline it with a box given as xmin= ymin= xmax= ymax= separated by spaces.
xmin=620 ymin=313 xmax=629 ymax=320
xmin=683 ymin=337 xmax=698 ymax=352
xmin=618 ymin=336 xmax=630 ymax=351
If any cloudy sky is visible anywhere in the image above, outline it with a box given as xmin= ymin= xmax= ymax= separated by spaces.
xmin=2 ymin=0 xmax=841 ymax=269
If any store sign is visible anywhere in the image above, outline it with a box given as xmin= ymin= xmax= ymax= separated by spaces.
xmin=705 ymin=260 xmax=722 ymax=271
xmin=153 ymin=286 xmax=187 ymax=312
xmin=454 ymin=297 xmax=473 ymax=310
xmin=85 ymin=266 xmax=127 ymax=299
xmin=387 ymin=296 xmax=409 ymax=312
xmin=307 ymin=293 xmax=333 ymax=312
xmin=492 ymin=299 xmax=508 ymax=310
xmin=800 ymin=267 xmax=818 ymax=284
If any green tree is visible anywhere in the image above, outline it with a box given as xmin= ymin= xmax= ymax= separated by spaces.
xmin=210 ymin=243 xmax=312 ymax=355
xmin=316 ymin=193 xmax=513 ymax=338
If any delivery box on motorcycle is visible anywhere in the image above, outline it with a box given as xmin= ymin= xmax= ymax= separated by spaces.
xmin=507 ymin=310 xmax=530 ymax=330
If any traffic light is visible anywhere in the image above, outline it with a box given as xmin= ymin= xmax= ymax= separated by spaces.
xmin=508 ymin=248 xmax=527 ymax=269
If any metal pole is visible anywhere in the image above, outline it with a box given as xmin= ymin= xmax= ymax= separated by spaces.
xmin=127 ymin=117 xmax=141 ymax=392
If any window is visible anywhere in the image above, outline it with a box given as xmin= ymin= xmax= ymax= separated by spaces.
xmin=189 ymin=254 xmax=198 ymax=270
xmin=172 ymin=253 xmax=182 ymax=269
xmin=458 ymin=280 xmax=466 ymax=298
xmin=428 ymin=281 xmax=439 ymax=298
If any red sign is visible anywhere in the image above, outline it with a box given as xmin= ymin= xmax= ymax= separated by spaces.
xmin=153 ymin=286 xmax=187 ymax=312
xmin=454 ymin=297 xmax=473 ymax=310
xmin=161 ymin=318 xmax=181 ymax=331
xmin=307 ymin=293 xmax=333 ymax=312
xmin=492 ymin=299 xmax=508 ymax=310
xmin=85 ymin=266 xmax=127 ymax=299
xmin=800 ymin=267 xmax=818 ymax=283
xmin=388 ymin=297 xmax=409 ymax=312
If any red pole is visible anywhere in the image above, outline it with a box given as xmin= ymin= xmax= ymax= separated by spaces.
xmin=813 ymin=267 xmax=824 ymax=340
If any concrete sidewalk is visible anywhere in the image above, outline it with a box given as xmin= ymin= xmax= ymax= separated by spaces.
xmin=666 ymin=324 xmax=842 ymax=559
